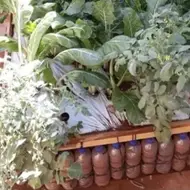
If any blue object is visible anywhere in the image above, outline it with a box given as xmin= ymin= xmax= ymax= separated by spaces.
xmin=112 ymin=143 xmax=120 ymax=149
xmin=179 ymin=133 xmax=187 ymax=140
xmin=78 ymin=148 xmax=86 ymax=154
xmin=95 ymin=145 xmax=104 ymax=152
xmin=129 ymin=140 xmax=138 ymax=146
xmin=146 ymin=138 xmax=155 ymax=144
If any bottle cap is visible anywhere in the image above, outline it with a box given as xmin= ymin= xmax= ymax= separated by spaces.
xmin=146 ymin=138 xmax=155 ymax=144
xmin=179 ymin=133 xmax=187 ymax=140
xmin=129 ymin=140 xmax=138 ymax=146
xmin=95 ymin=146 xmax=104 ymax=153
xmin=78 ymin=148 xmax=86 ymax=154
xmin=112 ymin=143 xmax=120 ymax=149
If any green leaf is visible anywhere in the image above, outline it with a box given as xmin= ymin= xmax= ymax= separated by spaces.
xmin=41 ymin=33 xmax=79 ymax=49
xmin=28 ymin=177 xmax=42 ymax=189
xmin=154 ymin=82 xmax=160 ymax=93
xmin=93 ymin=0 xmax=116 ymax=26
xmin=112 ymin=88 xmax=145 ymax=124
xmin=169 ymin=33 xmax=186 ymax=45
xmin=138 ymin=95 xmax=147 ymax=110
xmin=42 ymin=64 xmax=57 ymax=84
xmin=99 ymin=35 xmax=136 ymax=56
xmin=145 ymin=105 xmax=156 ymax=119
xmin=57 ymin=152 xmax=70 ymax=169
xmin=176 ymin=75 xmax=187 ymax=93
xmin=65 ymin=0 xmax=85 ymax=15
xmin=0 ymin=14 xmax=7 ymax=23
xmin=68 ymin=163 xmax=82 ymax=179
xmin=157 ymin=85 xmax=166 ymax=95
xmin=123 ymin=8 xmax=143 ymax=37
xmin=146 ymin=0 xmax=168 ymax=14
xmin=156 ymin=105 xmax=167 ymax=121
xmin=128 ymin=59 xmax=137 ymax=76
xmin=160 ymin=62 xmax=172 ymax=81
xmin=65 ymin=70 xmax=110 ymax=88
xmin=58 ymin=23 xmax=92 ymax=39
xmin=21 ymin=5 xmax=34 ymax=29
xmin=55 ymin=48 xmax=103 ymax=66
xmin=28 ymin=11 xmax=57 ymax=61
xmin=43 ymin=150 xmax=53 ymax=164
xmin=0 ymin=36 xmax=19 ymax=52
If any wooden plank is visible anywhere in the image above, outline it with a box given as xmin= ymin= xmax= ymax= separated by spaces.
xmin=59 ymin=119 xmax=190 ymax=151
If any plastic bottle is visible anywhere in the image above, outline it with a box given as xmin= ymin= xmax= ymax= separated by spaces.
xmin=125 ymin=140 xmax=141 ymax=179
xmin=141 ymin=138 xmax=158 ymax=175
xmin=92 ymin=146 xmax=110 ymax=186
xmin=75 ymin=148 xmax=93 ymax=188
xmin=156 ymin=139 xmax=174 ymax=174
xmin=108 ymin=143 xmax=125 ymax=180
xmin=172 ymin=133 xmax=190 ymax=171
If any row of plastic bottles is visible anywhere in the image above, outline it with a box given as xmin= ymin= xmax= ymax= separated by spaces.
xmin=50 ymin=133 xmax=190 ymax=190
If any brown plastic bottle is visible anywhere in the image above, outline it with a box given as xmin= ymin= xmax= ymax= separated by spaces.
xmin=126 ymin=140 xmax=141 ymax=179
xmin=156 ymin=139 xmax=174 ymax=174
xmin=141 ymin=138 xmax=158 ymax=175
xmin=92 ymin=146 xmax=110 ymax=186
xmin=108 ymin=143 xmax=125 ymax=180
xmin=75 ymin=148 xmax=93 ymax=188
xmin=172 ymin=133 xmax=190 ymax=171
xmin=61 ymin=178 xmax=77 ymax=190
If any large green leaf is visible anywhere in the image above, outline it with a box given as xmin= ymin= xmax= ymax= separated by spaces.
xmin=160 ymin=62 xmax=173 ymax=81
xmin=123 ymin=8 xmax=143 ymax=37
xmin=93 ymin=0 xmax=116 ymax=26
xmin=146 ymin=0 xmax=168 ymax=14
xmin=98 ymin=35 xmax=136 ymax=56
xmin=55 ymin=48 xmax=103 ymax=66
xmin=0 ymin=36 xmax=19 ymax=52
xmin=65 ymin=70 xmax=111 ymax=88
xmin=112 ymin=88 xmax=145 ymax=124
xmin=58 ymin=23 xmax=92 ymax=39
xmin=41 ymin=33 xmax=79 ymax=49
xmin=68 ymin=163 xmax=82 ymax=179
xmin=65 ymin=0 xmax=85 ymax=15
xmin=28 ymin=11 xmax=57 ymax=61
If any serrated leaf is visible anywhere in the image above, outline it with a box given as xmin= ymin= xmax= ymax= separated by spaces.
xmin=41 ymin=33 xmax=79 ymax=49
xmin=146 ymin=0 xmax=168 ymax=14
xmin=176 ymin=75 xmax=187 ymax=93
xmin=68 ymin=163 xmax=82 ymax=179
xmin=99 ymin=35 xmax=136 ymax=56
xmin=93 ymin=0 xmax=116 ymax=26
xmin=55 ymin=48 xmax=103 ymax=66
xmin=128 ymin=59 xmax=137 ymax=76
xmin=65 ymin=0 xmax=85 ymax=15
xmin=65 ymin=70 xmax=110 ymax=88
xmin=160 ymin=62 xmax=172 ymax=81
xmin=123 ymin=8 xmax=143 ymax=37
xmin=28 ymin=11 xmax=57 ymax=61
xmin=112 ymin=88 xmax=145 ymax=124
xmin=157 ymin=85 xmax=166 ymax=95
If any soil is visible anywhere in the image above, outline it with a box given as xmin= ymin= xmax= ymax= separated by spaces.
xmin=13 ymin=170 xmax=190 ymax=190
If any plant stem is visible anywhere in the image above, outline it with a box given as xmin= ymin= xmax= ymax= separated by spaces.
xmin=109 ymin=59 xmax=115 ymax=88
xmin=117 ymin=69 xmax=128 ymax=87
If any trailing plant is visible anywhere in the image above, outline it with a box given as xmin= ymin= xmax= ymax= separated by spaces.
xmin=0 ymin=58 xmax=82 ymax=190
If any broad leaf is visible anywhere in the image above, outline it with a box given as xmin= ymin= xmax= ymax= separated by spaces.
xmin=98 ymin=35 xmax=136 ymax=56
xmin=65 ymin=70 xmax=110 ymax=88
xmin=160 ymin=62 xmax=172 ymax=81
xmin=123 ymin=8 xmax=143 ymax=37
xmin=0 ymin=36 xmax=19 ymax=52
xmin=93 ymin=0 xmax=116 ymax=26
xmin=65 ymin=0 xmax=85 ymax=15
xmin=176 ymin=75 xmax=187 ymax=93
xmin=146 ymin=0 xmax=168 ymax=14
xmin=112 ymin=88 xmax=145 ymax=124
xmin=28 ymin=11 xmax=57 ymax=61
xmin=68 ymin=163 xmax=82 ymax=179
xmin=58 ymin=23 xmax=92 ymax=39
xmin=55 ymin=48 xmax=103 ymax=66
xmin=41 ymin=33 xmax=79 ymax=49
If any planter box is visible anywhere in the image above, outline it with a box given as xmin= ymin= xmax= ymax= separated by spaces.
xmin=59 ymin=119 xmax=190 ymax=151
